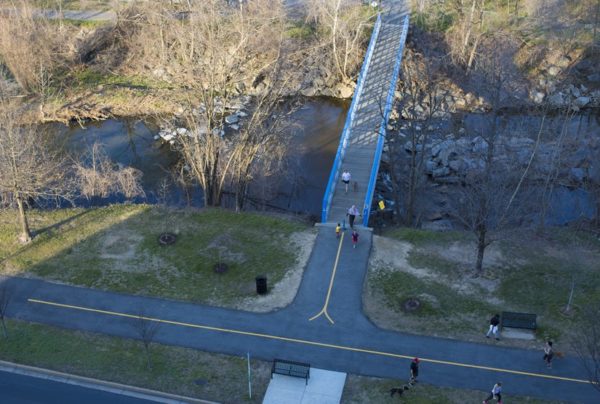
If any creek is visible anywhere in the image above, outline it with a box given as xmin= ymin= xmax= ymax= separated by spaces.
xmin=50 ymin=98 xmax=349 ymax=216
xmin=50 ymin=98 xmax=598 ymax=226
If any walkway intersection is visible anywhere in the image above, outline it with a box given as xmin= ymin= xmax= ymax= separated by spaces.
xmin=2 ymin=227 xmax=597 ymax=403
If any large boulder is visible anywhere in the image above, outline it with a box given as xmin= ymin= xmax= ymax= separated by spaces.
xmin=548 ymin=92 xmax=566 ymax=107
xmin=574 ymin=96 xmax=591 ymax=108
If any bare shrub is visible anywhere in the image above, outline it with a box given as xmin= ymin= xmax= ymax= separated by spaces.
xmin=0 ymin=0 xmax=73 ymax=94
xmin=74 ymin=142 xmax=144 ymax=201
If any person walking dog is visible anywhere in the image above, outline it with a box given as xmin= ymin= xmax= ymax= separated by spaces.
xmin=347 ymin=205 xmax=360 ymax=229
xmin=486 ymin=313 xmax=501 ymax=340
xmin=482 ymin=382 xmax=502 ymax=404
xmin=543 ymin=340 xmax=554 ymax=368
xmin=409 ymin=357 xmax=419 ymax=384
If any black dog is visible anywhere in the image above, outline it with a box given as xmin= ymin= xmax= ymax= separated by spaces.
xmin=389 ymin=385 xmax=410 ymax=397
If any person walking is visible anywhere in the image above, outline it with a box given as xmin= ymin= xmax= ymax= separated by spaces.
xmin=341 ymin=170 xmax=352 ymax=193
xmin=351 ymin=230 xmax=359 ymax=248
xmin=409 ymin=357 xmax=419 ymax=384
xmin=482 ymin=382 xmax=502 ymax=404
xmin=543 ymin=340 xmax=554 ymax=368
xmin=347 ymin=205 xmax=359 ymax=229
xmin=486 ymin=313 xmax=501 ymax=340
xmin=335 ymin=223 xmax=341 ymax=239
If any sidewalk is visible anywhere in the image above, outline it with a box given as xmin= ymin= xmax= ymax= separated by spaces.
xmin=0 ymin=360 xmax=212 ymax=404
xmin=263 ymin=368 xmax=346 ymax=404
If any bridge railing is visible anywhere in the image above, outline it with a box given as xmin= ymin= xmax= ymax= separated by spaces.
xmin=321 ymin=13 xmax=382 ymax=223
xmin=362 ymin=15 xmax=410 ymax=226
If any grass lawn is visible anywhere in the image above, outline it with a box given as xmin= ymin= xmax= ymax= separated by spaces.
xmin=0 ymin=319 xmax=269 ymax=403
xmin=341 ymin=374 xmax=565 ymax=403
xmin=365 ymin=227 xmax=600 ymax=348
xmin=0 ymin=205 xmax=310 ymax=307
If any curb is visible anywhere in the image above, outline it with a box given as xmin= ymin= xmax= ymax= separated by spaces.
xmin=0 ymin=360 xmax=217 ymax=404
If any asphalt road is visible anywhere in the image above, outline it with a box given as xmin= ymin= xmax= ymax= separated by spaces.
xmin=0 ymin=370 xmax=153 ymax=404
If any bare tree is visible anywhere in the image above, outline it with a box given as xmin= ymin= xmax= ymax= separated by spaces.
xmin=452 ymin=39 xmax=532 ymax=275
xmin=572 ymin=307 xmax=600 ymax=394
xmin=390 ymin=50 xmax=445 ymax=226
xmin=140 ymin=0 xmax=293 ymax=208
xmin=0 ymin=100 xmax=75 ymax=243
xmin=132 ymin=312 xmax=160 ymax=370
xmin=0 ymin=284 xmax=11 ymax=338
xmin=306 ymin=0 xmax=375 ymax=83
xmin=446 ymin=0 xmax=487 ymax=72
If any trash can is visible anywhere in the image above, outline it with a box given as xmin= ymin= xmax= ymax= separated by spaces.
xmin=255 ymin=275 xmax=267 ymax=295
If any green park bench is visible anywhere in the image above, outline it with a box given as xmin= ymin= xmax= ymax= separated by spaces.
xmin=501 ymin=311 xmax=537 ymax=331
xmin=271 ymin=359 xmax=310 ymax=385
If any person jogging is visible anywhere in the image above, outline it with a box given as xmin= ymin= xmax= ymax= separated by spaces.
xmin=482 ymin=382 xmax=502 ymax=404
xmin=543 ymin=341 xmax=554 ymax=368
xmin=351 ymin=230 xmax=359 ymax=248
xmin=341 ymin=171 xmax=352 ymax=193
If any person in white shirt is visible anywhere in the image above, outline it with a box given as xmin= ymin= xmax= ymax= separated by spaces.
xmin=347 ymin=205 xmax=360 ymax=228
xmin=341 ymin=171 xmax=351 ymax=193
xmin=483 ymin=382 xmax=502 ymax=404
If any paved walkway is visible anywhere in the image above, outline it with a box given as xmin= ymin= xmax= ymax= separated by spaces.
xmin=263 ymin=368 xmax=346 ymax=404
xmin=2 ymin=228 xmax=597 ymax=403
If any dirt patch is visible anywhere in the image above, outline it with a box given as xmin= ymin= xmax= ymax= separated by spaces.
xmin=100 ymin=230 xmax=142 ymax=261
xmin=234 ymin=229 xmax=317 ymax=312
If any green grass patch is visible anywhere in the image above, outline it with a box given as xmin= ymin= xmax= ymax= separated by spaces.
xmin=0 ymin=319 xmax=269 ymax=402
xmin=286 ymin=21 xmax=316 ymax=40
xmin=372 ymin=269 xmax=494 ymax=333
xmin=0 ymin=206 xmax=308 ymax=306
xmin=383 ymin=227 xmax=466 ymax=247
xmin=342 ymin=374 xmax=564 ymax=403
xmin=72 ymin=69 xmax=172 ymax=90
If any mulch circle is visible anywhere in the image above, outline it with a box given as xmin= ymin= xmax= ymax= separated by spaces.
xmin=213 ymin=262 xmax=229 ymax=274
xmin=402 ymin=297 xmax=421 ymax=312
xmin=158 ymin=233 xmax=177 ymax=246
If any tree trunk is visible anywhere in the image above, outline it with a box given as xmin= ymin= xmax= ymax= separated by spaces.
xmin=16 ymin=195 xmax=31 ymax=244
xmin=475 ymin=223 xmax=486 ymax=274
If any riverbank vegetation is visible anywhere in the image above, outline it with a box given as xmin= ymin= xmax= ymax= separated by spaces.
xmin=0 ymin=205 xmax=313 ymax=307
xmin=0 ymin=0 xmax=375 ymax=122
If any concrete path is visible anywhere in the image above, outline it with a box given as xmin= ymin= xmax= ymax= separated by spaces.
xmin=2 ymin=227 xmax=597 ymax=403
xmin=263 ymin=368 xmax=346 ymax=404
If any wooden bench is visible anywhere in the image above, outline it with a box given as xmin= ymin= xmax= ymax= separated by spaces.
xmin=501 ymin=311 xmax=537 ymax=330
xmin=271 ymin=359 xmax=310 ymax=385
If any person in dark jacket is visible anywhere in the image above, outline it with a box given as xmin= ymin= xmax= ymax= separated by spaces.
xmin=486 ymin=313 xmax=501 ymax=340
xmin=409 ymin=357 xmax=419 ymax=384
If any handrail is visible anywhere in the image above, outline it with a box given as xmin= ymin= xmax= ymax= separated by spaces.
xmin=321 ymin=13 xmax=382 ymax=223
xmin=362 ymin=15 xmax=410 ymax=226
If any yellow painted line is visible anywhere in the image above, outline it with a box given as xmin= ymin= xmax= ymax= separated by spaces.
xmin=308 ymin=231 xmax=345 ymax=324
xmin=28 ymin=298 xmax=594 ymax=385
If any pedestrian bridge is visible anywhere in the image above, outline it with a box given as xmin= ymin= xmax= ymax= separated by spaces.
xmin=321 ymin=1 xmax=410 ymax=226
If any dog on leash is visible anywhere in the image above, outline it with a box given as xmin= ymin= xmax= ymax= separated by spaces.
xmin=389 ymin=385 xmax=410 ymax=397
